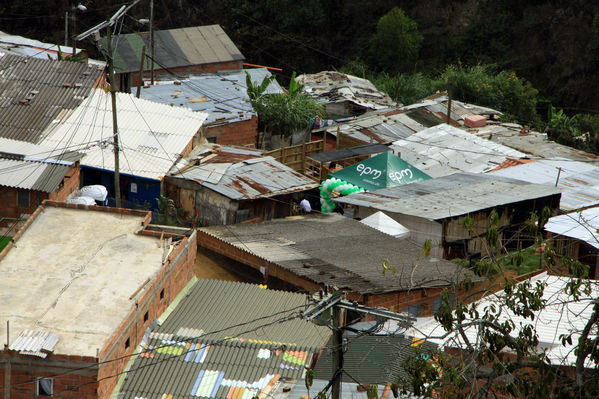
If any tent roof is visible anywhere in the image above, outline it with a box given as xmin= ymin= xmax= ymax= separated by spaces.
xmin=330 ymin=151 xmax=430 ymax=191
xmin=360 ymin=211 xmax=409 ymax=238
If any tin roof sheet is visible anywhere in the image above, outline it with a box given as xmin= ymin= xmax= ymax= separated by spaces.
xmin=116 ymin=279 xmax=330 ymax=399
xmin=171 ymin=156 xmax=318 ymax=200
xmin=409 ymin=273 xmax=599 ymax=367
xmin=199 ymin=213 xmax=480 ymax=293
xmin=489 ymin=158 xmax=599 ymax=211
xmin=297 ymin=71 xmax=397 ymax=110
xmin=111 ymin=25 xmax=244 ymax=73
xmin=0 ymin=52 xmax=104 ymax=143
xmin=140 ymin=68 xmax=282 ymax=124
xmin=0 ymin=30 xmax=86 ymax=60
xmin=335 ymin=172 xmax=562 ymax=221
xmin=391 ymin=124 xmax=526 ymax=177
xmin=41 ymin=89 xmax=208 ymax=180
xmin=545 ymin=208 xmax=599 ymax=249
xmin=9 ymin=329 xmax=59 ymax=358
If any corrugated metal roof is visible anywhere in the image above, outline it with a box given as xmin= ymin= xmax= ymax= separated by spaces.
xmin=117 ymin=279 xmax=330 ymax=399
xmin=199 ymin=213 xmax=480 ymax=293
xmin=410 ymin=273 xmax=599 ymax=367
xmin=471 ymin=124 xmax=599 ymax=165
xmin=297 ymin=71 xmax=398 ymax=110
xmin=140 ymin=68 xmax=282 ymax=124
xmin=308 ymin=143 xmax=390 ymax=163
xmin=171 ymin=155 xmax=318 ymax=200
xmin=489 ymin=158 xmax=599 ymax=211
xmin=110 ymin=25 xmax=244 ymax=74
xmin=0 ymin=157 xmax=72 ymax=192
xmin=41 ymin=89 xmax=208 ymax=180
xmin=9 ymin=329 xmax=60 ymax=358
xmin=0 ymin=52 xmax=104 ymax=143
xmin=545 ymin=208 xmax=599 ymax=249
xmin=335 ymin=172 xmax=562 ymax=221
xmin=391 ymin=124 xmax=527 ymax=177
xmin=0 ymin=30 xmax=86 ymax=60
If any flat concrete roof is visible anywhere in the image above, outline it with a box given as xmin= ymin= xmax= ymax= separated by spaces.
xmin=0 ymin=206 xmax=165 ymax=357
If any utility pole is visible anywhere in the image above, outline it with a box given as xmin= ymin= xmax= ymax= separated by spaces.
xmin=106 ymin=27 xmax=122 ymax=208
xmin=446 ymin=76 xmax=454 ymax=125
xmin=136 ymin=45 xmax=146 ymax=98
xmin=301 ymin=292 xmax=414 ymax=399
xmin=64 ymin=12 xmax=69 ymax=47
xmin=331 ymin=305 xmax=343 ymax=399
xmin=150 ymin=0 xmax=155 ymax=85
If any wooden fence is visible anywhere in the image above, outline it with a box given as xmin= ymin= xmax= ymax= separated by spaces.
xmin=264 ymin=140 xmax=325 ymax=177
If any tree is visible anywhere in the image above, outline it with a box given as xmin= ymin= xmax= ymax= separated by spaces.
xmin=401 ymin=210 xmax=599 ymax=399
xmin=246 ymin=71 xmax=325 ymax=148
xmin=370 ymin=7 xmax=423 ymax=73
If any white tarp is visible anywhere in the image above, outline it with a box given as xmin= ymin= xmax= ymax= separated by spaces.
xmin=360 ymin=211 xmax=410 ymax=238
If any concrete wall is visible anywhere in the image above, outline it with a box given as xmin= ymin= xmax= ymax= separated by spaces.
xmin=0 ymin=201 xmax=197 ymax=399
xmin=206 ymin=116 xmax=258 ymax=147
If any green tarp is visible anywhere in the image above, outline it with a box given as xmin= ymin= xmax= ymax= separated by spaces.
xmin=329 ymin=151 xmax=431 ymax=191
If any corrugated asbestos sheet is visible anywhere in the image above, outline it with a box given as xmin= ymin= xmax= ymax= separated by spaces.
xmin=0 ymin=53 xmax=104 ymax=143
xmin=111 ymin=25 xmax=245 ymax=73
xmin=410 ymin=273 xmax=599 ymax=367
xmin=117 ymin=279 xmax=330 ymax=399
xmin=41 ymin=89 xmax=208 ymax=180
xmin=314 ymin=331 xmax=436 ymax=384
xmin=0 ymin=137 xmax=80 ymax=192
xmin=171 ymin=156 xmax=318 ymax=200
xmin=199 ymin=213 xmax=480 ymax=293
xmin=336 ymin=172 xmax=562 ymax=221
xmin=140 ymin=68 xmax=283 ymax=124
xmin=391 ymin=123 xmax=526 ymax=177
xmin=545 ymin=208 xmax=599 ymax=249
xmin=490 ymin=158 xmax=599 ymax=211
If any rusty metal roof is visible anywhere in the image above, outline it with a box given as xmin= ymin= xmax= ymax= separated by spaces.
xmin=0 ymin=52 xmax=104 ymax=143
xmin=170 ymin=147 xmax=318 ymax=200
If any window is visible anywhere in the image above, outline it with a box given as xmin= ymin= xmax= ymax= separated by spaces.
xmin=17 ymin=190 xmax=30 ymax=207
xmin=143 ymin=311 xmax=149 ymax=322
xmin=125 ymin=338 xmax=130 ymax=350
xmin=403 ymin=304 xmax=420 ymax=318
xmin=36 ymin=377 xmax=53 ymax=396
xmin=159 ymin=289 xmax=165 ymax=300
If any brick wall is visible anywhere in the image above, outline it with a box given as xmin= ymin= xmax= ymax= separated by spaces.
xmin=197 ymin=230 xmax=486 ymax=316
xmin=130 ymin=61 xmax=243 ymax=87
xmin=0 ymin=163 xmax=80 ymax=227
xmin=0 ymin=201 xmax=197 ymax=399
xmin=206 ymin=116 xmax=258 ymax=147
xmin=0 ymin=352 xmax=98 ymax=399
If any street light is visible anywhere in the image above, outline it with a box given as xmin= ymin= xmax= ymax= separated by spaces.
xmin=64 ymin=2 xmax=87 ymax=57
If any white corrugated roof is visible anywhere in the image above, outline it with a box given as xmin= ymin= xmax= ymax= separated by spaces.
xmin=490 ymin=158 xmax=599 ymax=211
xmin=410 ymin=273 xmax=599 ymax=367
xmin=9 ymin=329 xmax=60 ymax=358
xmin=545 ymin=208 xmax=599 ymax=249
xmin=41 ymin=89 xmax=208 ymax=180
xmin=391 ymin=124 xmax=526 ymax=177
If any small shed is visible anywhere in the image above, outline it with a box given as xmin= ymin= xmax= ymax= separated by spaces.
xmin=545 ymin=208 xmax=599 ymax=279
xmin=165 ymin=144 xmax=319 ymax=226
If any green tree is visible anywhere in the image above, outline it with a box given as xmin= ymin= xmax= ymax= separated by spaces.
xmin=401 ymin=211 xmax=599 ymax=398
xmin=246 ymin=71 xmax=325 ymax=147
xmin=370 ymin=7 xmax=423 ymax=73
xmin=587 ymin=14 xmax=599 ymax=67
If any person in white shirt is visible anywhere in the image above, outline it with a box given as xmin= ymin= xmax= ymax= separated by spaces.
xmin=299 ymin=198 xmax=312 ymax=214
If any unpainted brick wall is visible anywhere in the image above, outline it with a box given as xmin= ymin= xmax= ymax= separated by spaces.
xmin=206 ymin=116 xmax=258 ymax=147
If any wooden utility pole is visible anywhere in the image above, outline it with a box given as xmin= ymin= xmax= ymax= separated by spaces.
xmin=106 ymin=27 xmax=122 ymax=208
xmin=446 ymin=77 xmax=454 ymax=125
xmin=136 ymin=45 xmax=146 ymax=98
xmin=4 ymin=320 xmax=10 ymax=399
xmin=331 ymin=306 xmax=343 ymax=399
xmin=150 ymin=0 xmax=155 ymax=85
